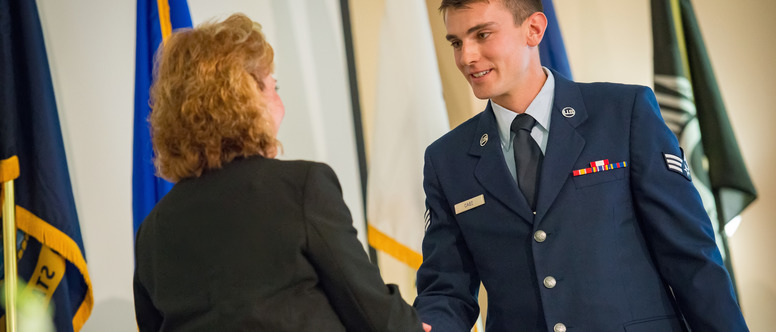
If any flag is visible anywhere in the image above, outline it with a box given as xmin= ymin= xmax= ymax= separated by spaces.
xmin=133 ymin=0 xmax=192 ymax=236
xmin=539 ymin=0 xmax=572 ymax=79
xmin=0 ymin=0 xmax=93 ymax=330
xmin=651 ymin=0 xmax=757 ymax=274
xmin=366 ymin=0 xmax=449 ymax=302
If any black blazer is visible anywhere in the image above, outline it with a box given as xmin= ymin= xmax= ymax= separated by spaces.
xmin=134 ymin=156 xmax=422 ymax=331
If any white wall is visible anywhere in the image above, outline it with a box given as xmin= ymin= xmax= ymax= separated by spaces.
xmin=37 ymin=0 xmax=137 ymax=329
xmin=36 ymin=0 xmax=363 ymax=330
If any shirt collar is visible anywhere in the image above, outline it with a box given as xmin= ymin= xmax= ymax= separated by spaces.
xmin=492 ymin=67 xmax=555 ymax=147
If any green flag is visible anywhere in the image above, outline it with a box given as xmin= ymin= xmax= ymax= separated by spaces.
xmin=651 ymin=0 xmax=757 ymax=281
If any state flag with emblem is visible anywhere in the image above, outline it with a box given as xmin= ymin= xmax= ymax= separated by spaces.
xmin=1 ymin=0 xmax=93 ymax=329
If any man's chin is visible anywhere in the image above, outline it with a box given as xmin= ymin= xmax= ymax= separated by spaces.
xmin=471 ymin=90 xmax=493 ymax=100
xmin=466 ymin=80 xmax=497 ymax=100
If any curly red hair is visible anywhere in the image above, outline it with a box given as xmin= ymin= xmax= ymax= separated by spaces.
xmin=150 ymin=13 xmax=279 ymax=182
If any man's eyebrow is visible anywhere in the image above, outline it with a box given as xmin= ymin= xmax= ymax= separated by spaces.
xmin=445 ymin=22 xmax=497 ymax=41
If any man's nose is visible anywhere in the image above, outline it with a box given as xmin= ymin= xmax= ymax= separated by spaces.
xmin=459 ymin=42 xmax=479 ymax=66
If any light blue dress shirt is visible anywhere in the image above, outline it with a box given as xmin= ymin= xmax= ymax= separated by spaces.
xmin=492 ymin=67 xmax=555 ymax=182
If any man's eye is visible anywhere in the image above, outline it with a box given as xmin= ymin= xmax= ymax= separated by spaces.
xmin=478 ymin=32 xmax=490 ymax=39
xmin=451 ymin=40 xmax=461 ymax=48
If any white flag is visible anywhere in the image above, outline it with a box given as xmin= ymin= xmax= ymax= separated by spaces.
xmin=366 ymin=0 xmax=448 ymax=291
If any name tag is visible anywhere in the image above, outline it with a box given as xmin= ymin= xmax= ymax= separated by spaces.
xmin=454 ymin=194 xmax=485 ymax=214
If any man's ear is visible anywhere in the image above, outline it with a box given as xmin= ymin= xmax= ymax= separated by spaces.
xmin=525 ymin=12 xmax=548 ymax=47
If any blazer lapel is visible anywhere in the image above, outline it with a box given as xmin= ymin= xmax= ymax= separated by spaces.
xmin=471 ymin=102 xmax=534 ymax=223
xmin=535 ymin=72 xmax=587 ymax=220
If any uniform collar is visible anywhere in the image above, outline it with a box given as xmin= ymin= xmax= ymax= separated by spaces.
xmin=491 ymin=67 xmax=555 ymax=148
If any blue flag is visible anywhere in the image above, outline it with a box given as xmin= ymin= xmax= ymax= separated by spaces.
xmin=539 ymin=0 xmax=572 ymax=79
xmin=0 ymin=0 xmax=93 ymax=329
xmin=133 ymin=0 xmax=192 ymax=236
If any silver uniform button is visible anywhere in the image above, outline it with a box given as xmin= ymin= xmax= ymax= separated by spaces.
xmin=543 ymin=276 xmax=557 ymax=289
xmin=554 ymin=323 xmax=567 ymax=332
xmin=534 ymin=230 xmax=547 ymax=242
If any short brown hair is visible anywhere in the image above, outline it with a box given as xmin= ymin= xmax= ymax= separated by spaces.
xmin=439 ymin=0 xmax=543 ymax=24
xmin=150 ymin=13 xmax=279 ymax=182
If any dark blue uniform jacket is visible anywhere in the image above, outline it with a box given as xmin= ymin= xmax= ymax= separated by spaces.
xmin=415 ymin=71 xmax=748 ymax=332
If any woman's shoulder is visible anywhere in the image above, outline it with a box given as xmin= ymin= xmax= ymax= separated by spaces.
xmin=240 ymin=155 xmax=326 ymax=170
xmin=233 ymin=156 xmax=336 ymax=181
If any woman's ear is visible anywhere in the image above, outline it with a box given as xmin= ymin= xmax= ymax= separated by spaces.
xmin=250 ymin=73 xmax=265 ymax=91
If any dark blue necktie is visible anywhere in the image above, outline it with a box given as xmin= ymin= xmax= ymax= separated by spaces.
xmin=511 ymin=113 xmax=543 ymax=210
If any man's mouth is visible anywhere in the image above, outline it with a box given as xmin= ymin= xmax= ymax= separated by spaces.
xmin=471 ymin=70 xmax=491 ymax=78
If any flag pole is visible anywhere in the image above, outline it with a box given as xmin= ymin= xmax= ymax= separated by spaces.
xmin=714 ymin=193 xmax=741 ymax=302
xmin=2 ymin=179 xmax=18 ymax=332
xmin=338 ymin=0 xmax=378 ymax=264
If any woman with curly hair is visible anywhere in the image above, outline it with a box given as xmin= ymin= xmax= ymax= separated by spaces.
xmin=133 ymin=13 xmax=427 ymax=332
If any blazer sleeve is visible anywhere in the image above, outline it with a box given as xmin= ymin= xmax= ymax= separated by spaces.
xmin=413 ymin=149 xmax=481 ymax=331
xmin=134 ymin=224 xmax=163 ymax=332
xmin=301 ymin=162 xmax=424 ymax=332
xmin=134 ymin=272 xmax=163 ymax=331
xmin=629 ymin=86 xmax=748 ymax=331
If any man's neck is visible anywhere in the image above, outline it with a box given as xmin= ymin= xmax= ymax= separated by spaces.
xmin=492 ymin=66 xmax=548 ymax=113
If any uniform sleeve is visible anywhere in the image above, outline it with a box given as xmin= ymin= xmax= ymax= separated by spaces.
xmin=301 ymin=162 xmax=424 ymax=332
xmin=413 ymin=149 xmax=480 ymax=332
xmin=629 ymin=86 xmax=748 ymax=331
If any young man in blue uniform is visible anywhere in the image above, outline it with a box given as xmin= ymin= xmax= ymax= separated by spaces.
xmin=413 ymin=0 xmax=749 ymax=331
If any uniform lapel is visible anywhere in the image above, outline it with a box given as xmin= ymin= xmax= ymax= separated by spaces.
xmin=535 ymin=72 xmax=587 ymax=221
xmin=471 ymin=102 xmax=534 ymax=223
